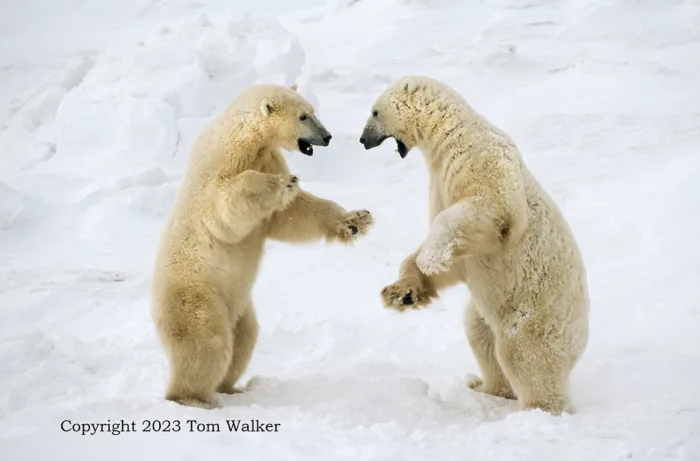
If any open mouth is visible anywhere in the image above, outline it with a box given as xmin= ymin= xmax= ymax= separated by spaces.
xmin=298 ymin=138 xmax=313 ymax=156
xmin=359 ymin=134 xmax=408 ymax=158
xmin=395 ymin=139 xmax=408 ymax=158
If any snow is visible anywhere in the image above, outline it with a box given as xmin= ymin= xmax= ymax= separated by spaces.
xmin=1 ymin=0 xmax=699 ymax=459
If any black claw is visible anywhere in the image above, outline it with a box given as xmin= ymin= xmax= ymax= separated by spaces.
xmin=401 ymin=293 xmax=414 ymax=305
xmin=349 ymin=225 xmax=358 ymax=235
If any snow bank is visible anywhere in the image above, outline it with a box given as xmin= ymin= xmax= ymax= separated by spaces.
xmin=0 ymin=11 xmax=307 ymax=183
xmin=324 ymin=0 xmax=365 ymax=16
xmin=0 ymin=8 xmax=315 ymax=269
xmin=0 ymin=8 xmax=314 ymax=243
xmin=0 ymin=182 xmax=26 ymax=229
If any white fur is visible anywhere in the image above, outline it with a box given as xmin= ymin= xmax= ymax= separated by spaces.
xmin=371 ymin=76 xmax=589 ymax=415
xmin=415 ymin=201 xmax=471 ymax=275
xmin=152 ymin=84 xmax=373 ymax=409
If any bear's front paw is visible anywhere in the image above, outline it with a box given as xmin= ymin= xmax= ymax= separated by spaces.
xmin=415 ymin=241 xmax=454 ymax=275
xmin=381 ymin=278 xmax=436 ymax=312
xmin=332 ymin=209 xmax=373 ymax=243
xmin=267 ymin=173 xmax=300 ymax=208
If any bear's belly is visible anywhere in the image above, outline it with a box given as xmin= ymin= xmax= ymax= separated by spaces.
xmin=463 ymin=255 xmax=518 ymax=307
xmin=462 ymin=225 xmax=586 ymax=331
xmin=209 ymin=229 xmax=266 ymax=307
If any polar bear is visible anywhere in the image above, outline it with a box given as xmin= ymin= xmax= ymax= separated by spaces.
xmin=359 ymin=76 xmax=589 ymax=415
xmin=152 ymin=84 xmax=373 ymax=409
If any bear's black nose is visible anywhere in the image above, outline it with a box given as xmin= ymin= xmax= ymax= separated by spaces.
xmin=359 ymin=137 xmax=365 ymax=144
xmin=323 ymin=134 xmax=332 ymax=145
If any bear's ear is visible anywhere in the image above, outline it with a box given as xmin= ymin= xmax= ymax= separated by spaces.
xmin=290 ymin=83 xmax=298 ymax=91
xmin=260 ymin=99 xmax=274 ymax=116
xmin=403 ymin=80 xmax=419 ymax=95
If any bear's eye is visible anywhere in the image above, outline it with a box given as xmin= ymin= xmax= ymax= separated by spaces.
xmin=372 ymin=110 xmax=378 ymax=117
xmin=300 ymin=114 xmax=308 ymax=121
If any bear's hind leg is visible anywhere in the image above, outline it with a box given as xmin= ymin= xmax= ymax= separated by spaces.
xmin=164 ymin=308 xmax=233 ymax=409
xmin=217 ymin=306 xmax=259 ymax=394
xmin=496 ymin=333 xmax=571 ymax=415
xmin=465 ymin=302 xmax=515 ymax=400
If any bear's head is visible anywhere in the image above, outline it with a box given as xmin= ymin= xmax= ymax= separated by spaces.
xmin=250 ymin=84 xmax=332 ymax=156
xmin=359 ymin=76 xmax=435 ymax=158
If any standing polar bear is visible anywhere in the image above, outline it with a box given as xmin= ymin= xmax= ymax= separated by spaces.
xmin=153 ymin=84 xmax=373 ymax=409
xmin=360 ymin=76 xmax=589 ymax=415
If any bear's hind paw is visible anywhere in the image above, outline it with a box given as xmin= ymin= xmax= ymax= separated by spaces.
xmin=467 ymin=375 xmax=517 ymax=400
xmin=216 ymin=385 xmax=246 ymax=395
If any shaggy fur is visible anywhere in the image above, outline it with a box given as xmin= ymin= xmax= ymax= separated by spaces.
xmin=153 ymin=84 xmax=373 ymax=409
xmin=360 ymin=76 xmax=589 ymax=415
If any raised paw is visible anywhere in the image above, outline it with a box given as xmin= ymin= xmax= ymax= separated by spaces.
xmin=415 ymin=241 xmax=454 ymax=275
xmin=332 ymin=209 xmax=373 ymax=242
xmin=265 ymin=173 xmax=300 ymax=208
xmin=381 ymin=277 xmax=436 ymax=312
xmin=271 ymin=173 xmax=299 ymax=192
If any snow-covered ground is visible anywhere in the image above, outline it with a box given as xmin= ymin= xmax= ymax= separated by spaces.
xmin=1 ymin=0 xmax=699 ymax=459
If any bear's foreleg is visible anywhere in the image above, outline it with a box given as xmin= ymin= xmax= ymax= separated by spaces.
xmin=267 ymin=191 xmax=373 ymax=244
xmin=415 ymin=199 xmax=518 ymax=276
xmin=204 ymin=170 xmax=300 ymax=243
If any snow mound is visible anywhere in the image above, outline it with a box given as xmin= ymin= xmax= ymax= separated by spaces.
xmin=0 ymin=182 xmax=32 ymax=230
xmin=324 ymin=0 xmax=365 ymax=16
xmin=0 ymin=12 xmax=307 ymax=182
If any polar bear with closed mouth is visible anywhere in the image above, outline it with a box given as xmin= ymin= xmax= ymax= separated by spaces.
xmin=359 ymin=75 xmax=589 ymax=415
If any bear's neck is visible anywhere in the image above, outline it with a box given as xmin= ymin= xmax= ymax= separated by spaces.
xmin=220 ymin=120 xmax=269 ymax=173
xmin=417 ymin=115 xmax=484 ymax=182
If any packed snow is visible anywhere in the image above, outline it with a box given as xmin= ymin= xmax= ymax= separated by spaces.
xmin=1 ymin=0 xmax=699 ymax=459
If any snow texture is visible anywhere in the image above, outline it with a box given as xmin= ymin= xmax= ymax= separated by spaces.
xmin=1 ymin=0 xmax=699 ymax=459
